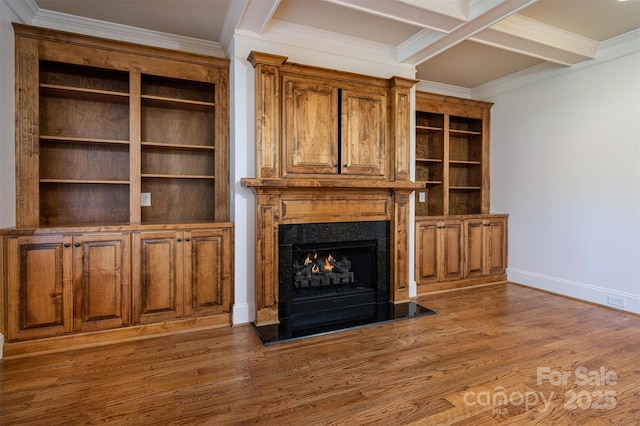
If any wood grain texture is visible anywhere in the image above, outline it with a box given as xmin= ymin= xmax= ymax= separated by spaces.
xmin=1 ymin=283 xmax=638 ymax=425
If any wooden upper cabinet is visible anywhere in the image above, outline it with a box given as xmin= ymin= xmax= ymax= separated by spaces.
xmin=415 ymin=92 xmax=492 ymax=216
xmin=341 ymin=86 xmax=387 ymax=177
xmin=249 ymin=51 xmax=415 ymax=182
xmin=13 ymin=23 xmax=230 ymax=228
xmin=283 ymin=75 xmax=339 ymax=175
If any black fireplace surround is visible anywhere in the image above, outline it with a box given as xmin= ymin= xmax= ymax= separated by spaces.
xmin=252 ymin=220 xmax=435 ymax=344
xmin=279 ymin=220 xmax=390 ymax=322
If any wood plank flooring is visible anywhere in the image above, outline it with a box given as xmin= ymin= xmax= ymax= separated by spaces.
xmin=1 ymin=283 xmax=639 ymax=425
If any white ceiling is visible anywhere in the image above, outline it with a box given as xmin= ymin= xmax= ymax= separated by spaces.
xmin=30 ymin=0 xmax=640 ymax=89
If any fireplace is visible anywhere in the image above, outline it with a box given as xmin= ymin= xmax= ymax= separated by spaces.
xmin=278 ymin=221 xmax=390 ymax=328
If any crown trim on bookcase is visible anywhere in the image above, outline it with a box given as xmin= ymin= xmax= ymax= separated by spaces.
xmin=12 ymin=0 xmax=226 ymax=58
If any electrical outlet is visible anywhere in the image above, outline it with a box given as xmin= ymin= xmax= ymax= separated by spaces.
xmin=418 ymin=192 xmax=426 ymax=203
xmin=141 ymin=192 xmax=151 ymax=207
xmin=607 ymin=295 xmax=626 ymax=308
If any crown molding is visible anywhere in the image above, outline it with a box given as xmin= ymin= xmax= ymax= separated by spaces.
xmin=471 ymin=28 xmax=640 ymax=100
xmin=239 ymin=18 xmax=415 ymax=79
xmin=12 ymin=1 xmax=226 ymax=58
xmin=4 ymin=0 xmax=38 ymax=23
xmin=415 ymin=80 xmax=472 ymax=98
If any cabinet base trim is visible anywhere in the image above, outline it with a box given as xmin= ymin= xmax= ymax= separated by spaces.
xmin=2 ymin=314 xmax=232 ymax=360
xmin=416 ymin=275 xmax=507 ymax=295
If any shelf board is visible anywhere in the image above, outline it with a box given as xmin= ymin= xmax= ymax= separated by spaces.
xmin=449 ymin=128 xmax=482 ymax=136
xmin=40 ymin=179 xmax=130 ymax=185
xmin=449 ymin=160 xmax=481 ymax=165
xmin=449 ymin=186 xmax=482 ymax=190
xmin=416 ymin=125 xmax=443 ymax=133
xmin=40 ymin=84 xmax=129 ymax=103
xmin=416 ymin=157 xmax=443 ymax=163
xmin=141 ymin=141 xmax=214 ymax=150
xmin=141 ymin=174 xmax=215 ymax=179
xmin=142 ymin=95 xmax=215 ymax=112
xmin=40 ymin=135 xmax=130 ymax=146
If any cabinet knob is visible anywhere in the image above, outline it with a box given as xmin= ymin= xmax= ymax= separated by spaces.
xmin=185 ymin=237 xmax=191 ymax=242
xmin=74 ymin=242 xmax=80 ymax=247
xmin=177 ymin=238 xmax=183 ymax=242
xmin=63 ymin=243 xmax=70 ymax=248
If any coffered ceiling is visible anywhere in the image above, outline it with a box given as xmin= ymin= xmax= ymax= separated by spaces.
xmin=26 ymin=0 xmax=640 ymax=89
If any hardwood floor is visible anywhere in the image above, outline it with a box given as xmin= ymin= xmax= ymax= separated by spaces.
xmin=1 ymin=283 xmax=639 ymax=425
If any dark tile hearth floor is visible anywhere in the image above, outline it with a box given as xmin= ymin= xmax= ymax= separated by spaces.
xmin=252 ymin=301 xmax=436 ymax=345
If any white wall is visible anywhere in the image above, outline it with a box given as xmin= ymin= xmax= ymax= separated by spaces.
xmin=0 ymin=1 xmax=17 ymax=229
xmin=489 ymin=49 xmax=640 ymax=314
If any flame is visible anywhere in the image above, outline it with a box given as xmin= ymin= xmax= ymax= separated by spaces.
xmin=324 ymin=254 xmax=334 ymax=272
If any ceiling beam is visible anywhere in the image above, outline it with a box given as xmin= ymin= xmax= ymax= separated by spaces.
xmin=323 ymin=0 xmax=462 ymax=32
xmin=398 ymin=0 xmax=537 ymax=64
xmin=474 ymin=14 xmax=598 ymax=66
xmin=236 ymin=0 xmax=281 ymax=34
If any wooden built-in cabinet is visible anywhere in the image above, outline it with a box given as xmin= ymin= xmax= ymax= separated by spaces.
xmin=415 ymin=92 xmax=491 ymax=216
xmin=282 ymin=74 xmax=388 ymax=178
xmin=415 ymin=215 xmax=507 ymax=293
xmin=133 ymin=227 xmax=232 ymax=324
xmin=1 ymin=24 xmax=233 ymax=358
xmin=414 ymin=91 xmax=507 ymax=294
xmin=243 ymin=52 xmax=419 ymax=325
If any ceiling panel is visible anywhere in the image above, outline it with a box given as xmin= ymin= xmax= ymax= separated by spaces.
xmin=415 ymin=40 xmax=545 ymax=88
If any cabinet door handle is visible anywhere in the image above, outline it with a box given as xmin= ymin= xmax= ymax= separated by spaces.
xmin=177 ymin=238 xmax=183 ymax=242
xmin=185 ymin=237 xmax=191 ymax=242
xmin=63 ymin=243 xmax=70 ymax=248
xmin=74 ymin=242 xmax=80 ymax=247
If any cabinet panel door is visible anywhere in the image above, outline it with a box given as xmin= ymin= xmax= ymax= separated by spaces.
xmin=441 ymin=220 xmax=464 ymax=281
xmin=73 ymin=233 xmax=130 ymax=332
xmin=465 ymin=219 xmax=484 ymax=278
xmin=133 ymin=231 xmax=183 ymax=323
xmin=283 ymin=75 xmax=338 ymax=175
xmin=183 ymin=228 xmax=232 ymax=317
xmin=7 ymin=235 xmax=72 ymax=341
xmin=486 ymin=218 xmax=507 ymax=275
xmin=416 ymin=221 xmax=439 ymax=284
xmin=341 ymin=87 xmax=387 ymax=177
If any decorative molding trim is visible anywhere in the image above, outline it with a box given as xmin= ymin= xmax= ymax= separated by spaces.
xmin=3 ymin=0 xmax=38 ymax=23
xmin=415 ymin=80 xmax=472 ymax=98
xmin=234 ymin=23 xmax=416 ymax=80
xmin=233 ymin=302 xmax=255 ymax=325
xmin=26 ymin=6 xmax=226 ymax=57
xmin=508 ymin=268 xmax=640 ymax=315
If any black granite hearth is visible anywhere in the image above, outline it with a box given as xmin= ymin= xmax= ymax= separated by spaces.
xmin=252 ymin=301 xmax=436 ymax=345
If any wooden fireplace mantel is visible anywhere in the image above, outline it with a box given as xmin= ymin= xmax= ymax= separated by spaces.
xmin=244 ymin=52 xmax=419 ymax=325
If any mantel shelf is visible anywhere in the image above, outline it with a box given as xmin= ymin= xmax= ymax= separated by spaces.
xmin=241 ymin=178 xmax=423 ymax=192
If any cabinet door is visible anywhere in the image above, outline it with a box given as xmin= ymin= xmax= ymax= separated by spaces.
xmin=441 ymin=220 xmax=464 ymax=281
xmin=341 ymin=87 xmax=387 ymax=177
xmin=6 ymin=235 xmax=73 ymax=341
xmin=183 ymin=228 xmax=232 ymax=317
xmin=415 ymin=219 xmax=463 ymax=284
xmin=73 ymin=233 xmax=131 ymax=332
xmin=132 ymin=231 xmax=183 ymax=324
xmin=485 ymin=217 xmax=507 ymax=275
xmin=416 ymin=221 xmax=439 ymax=284
xmin=283 ymin=75 xmax=339 ymax=175
xmin=465 ymin=219 xmax=485 ymax=278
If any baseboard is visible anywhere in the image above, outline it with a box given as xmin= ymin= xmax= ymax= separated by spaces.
xmin=233 ymin=302 xmax=255 ymax=325
xmin=2 ymin=314 xmax=232 ymax=360
xmin=409 ymin=280 xmax=417 ymax=298
xmin=507 ymin=268 xmax=640 ymax=315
